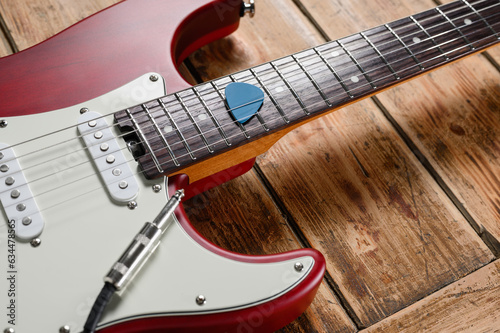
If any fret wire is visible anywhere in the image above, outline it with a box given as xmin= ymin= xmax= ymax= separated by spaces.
xmin=436 ymin=7 xmax=475 ymax=50
xmin=247 ymin=70 xmax=289 ymax=124
xmin=313 ymin=47 xmax=354 ymax=98
xmin=6 ymin=3 xmax=499 ymax=194
xmin=125 ymin=109 xmax=164 ymax=173
xmin=270 ymin=62 xmax=310 ymax=115
xmin=158 ymin=98 xmax=197 ymax=160
xmin=410 ymin=15 xmax=450 ymax=60
xmin=175 ymin=93 xmax=214 ymax=153
xmin=142 ymin=103 xmax=180 ymax=166
xmin=192 ymin=87 xmax=232 ymax=147
xmin=360 ymin=32 xmax=400 ymax=80
xmin=462 ymin=0 xmax=499 ymax=38
xmin=210 ymin=81 xmax=251 ymax=139
xmin=384 ymin=23 xmax=425 ymax=70
xmin=337 ymin=40 xmax=377 ymax=89
xmin=291 ymin=54 xmax=332 ymax=107
xmin=7 ymin=18 xmax=498 ymax=196
xmin=230 ymin=75 xmax=270 ymax=131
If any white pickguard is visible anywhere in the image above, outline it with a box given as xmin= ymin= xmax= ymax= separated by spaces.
xmin=0 ymin=74 xmax=315 ymax=332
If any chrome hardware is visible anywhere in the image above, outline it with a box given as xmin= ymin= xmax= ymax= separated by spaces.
xmin=0 ymin=120 xmax=7 ymax=128
xmin=59 ymin=326 xmax=70 ymax=333
xmin=241 ymin=0 xmax=255 ymax=17
xmin=127 ymin=201 xmax=138 ymax=210
xmin=30 ymin=238 xmax=41 ymax=247
xmin=105 ymin=190 xmax=184 ymax=291
xmin=10 ymin=189 xmax=20 ymax=199
xmin=149 ymin=74 xmax=159 ymax=82
xmin=106 ymin=155 xmax=115 ymax=164
xmin=80 ymin=108 xmax=89 ymax=114
xmin=3 ymin=328 xmax=14 ymax=333
xmin=196 ymin=295 xmax=206 ymax=306
xmin=5 ymin=177 xmax=14 ymax=186
xmin=294 ymin=262 xmax=304 ymax=272
xmin=152 ymin=184 xmax=162 ymax=193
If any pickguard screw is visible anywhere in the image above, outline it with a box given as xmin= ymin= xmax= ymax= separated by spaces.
xmin=128 ymin=201 xmax=138 ymax=210
xmin=4 ymin=328 xmax=14 ymax=333
xmin=80 ymin=108 xmax=89 ymax=114
xmin=149 ymin=74 xmax=159 ymax=82
xmin=152 ymin=184 xmax=162 ymax=193
xmin=294 ymin=262 xmax=304 ymax=272
xmin=0 ymin=120 xmax=7 ymax=128
xmin=196 ymin=295 xmax=206 ymax=306
xmin=59 ymin=326 xmax=71 ymax=333
xmin=30 ymin=238 xmax=41 ymax=248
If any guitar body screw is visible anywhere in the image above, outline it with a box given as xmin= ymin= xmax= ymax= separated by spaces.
xmin=59 ymin=326 xmax=71 ymax=333
xmin=196 ymin=295 xmax=206 ymax=306
xmin=128 ymin=201 xmax=138 ymax=210
xmin=150 ymin=74 xmax=159 ymax=82
xmin=0 ymin=120 xmax=7 ymax=128
xmin=4 ymin=328 xmax=14 ymax=333
xmin=152 ymin=184 xmax=162 ymax=193
xmin=294 ymin=262 xmax=304 ymax=272
xmin=80 ymin=108 xmax=89 ymax=114
xmin=30 ymin=238 xmax=41 ymax=248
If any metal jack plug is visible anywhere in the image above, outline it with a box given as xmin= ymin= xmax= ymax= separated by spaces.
xmin=105 ymin=190 xmax=184 ymax=291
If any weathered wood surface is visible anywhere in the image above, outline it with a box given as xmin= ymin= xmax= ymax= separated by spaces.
xmin=188 ymin=0 xmax=500 ymax=328
xmin=363 ymin=259 xmax=500 ymax=333
xmin=1 ymin=0 xmax=499 ymax=332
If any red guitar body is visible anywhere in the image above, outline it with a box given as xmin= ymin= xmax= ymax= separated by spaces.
xmin=0 ymin=0 xmax=325 ymax=332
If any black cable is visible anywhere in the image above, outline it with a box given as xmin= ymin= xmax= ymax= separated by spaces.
xmin=83 ymin=282 xmax=117 ymax=333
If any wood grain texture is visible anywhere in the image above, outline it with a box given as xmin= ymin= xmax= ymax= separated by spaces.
xmin=1 ymin=0 xmax=499 ymax=332
xmin=182 ymin=170 xmax=356 ymax=332
xmin=0 ymin=0 xmax=120 ymax=52
xmin=301 ymin=0 xmax=500 ymax=242
xmin=362 ymin=259 xmax=500 ymax=332
xmin=187 ymin=0 xmax=498 ymax=327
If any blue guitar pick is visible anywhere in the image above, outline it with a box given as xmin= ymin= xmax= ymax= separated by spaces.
xmin=225 ymin=82 xmax=264 ymax=124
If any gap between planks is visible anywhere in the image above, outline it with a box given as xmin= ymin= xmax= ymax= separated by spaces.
xmin=292 ymin=0 xmax=500 ymax=258
xmin=0 ymin=12 xmax=16 ymax=54
xmin=252 ymin=163 xmax=363 ymax=329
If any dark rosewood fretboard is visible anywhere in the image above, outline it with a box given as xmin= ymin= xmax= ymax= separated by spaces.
xmin=114 ymin=0 xmax=499 ymax=179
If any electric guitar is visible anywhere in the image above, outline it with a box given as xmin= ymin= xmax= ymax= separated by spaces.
xmin=0 ymin=0 xmax=498 ymax=332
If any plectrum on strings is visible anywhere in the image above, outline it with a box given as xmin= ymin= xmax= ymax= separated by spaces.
xmin=225 ymin=82 xmax=264 ymax=124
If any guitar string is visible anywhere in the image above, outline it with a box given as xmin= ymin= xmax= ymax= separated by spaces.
xmin=0 ymin=0 xmax=495 ymax=170
xmin=2 ymin=24 xmax=497 ymax=215
xmin=0 ymin=7 xmax=498 ymax=206
xmin=1 ymin=0 xmax=496 ymax=172
xmin=0 ymin=0 xmax=494 ymax=159
xmin=3 ymin=5 xmax=497 ymax=189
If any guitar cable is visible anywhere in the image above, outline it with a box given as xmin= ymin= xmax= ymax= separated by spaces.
xmin=82 ymin=190 xmax=184 ymax=332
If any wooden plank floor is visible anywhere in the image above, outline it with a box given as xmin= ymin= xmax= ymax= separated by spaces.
xmin=0 ymin=0 xmax=499 ymax=332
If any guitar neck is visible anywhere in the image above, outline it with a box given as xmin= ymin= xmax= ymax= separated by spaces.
xmin=115 ymin=0 xmax=500 ymax=180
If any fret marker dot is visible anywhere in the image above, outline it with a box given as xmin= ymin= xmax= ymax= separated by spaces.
xmin=198 ymin=114 xmax=208 ymax=121
xmin=331 ymin=51 xmax=340 ymax=57
xmin=164 ymin=125 xmax=173 ymax=134
xmin=350 ymin=76 xmax=360 ymax=83
xmin=464 ymin=18 xmax=472 ymax=25
xmin=275 ymin=86 xmax=284 ymax=93
xmin=413 ymin=37 xmax=421 ymax=44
